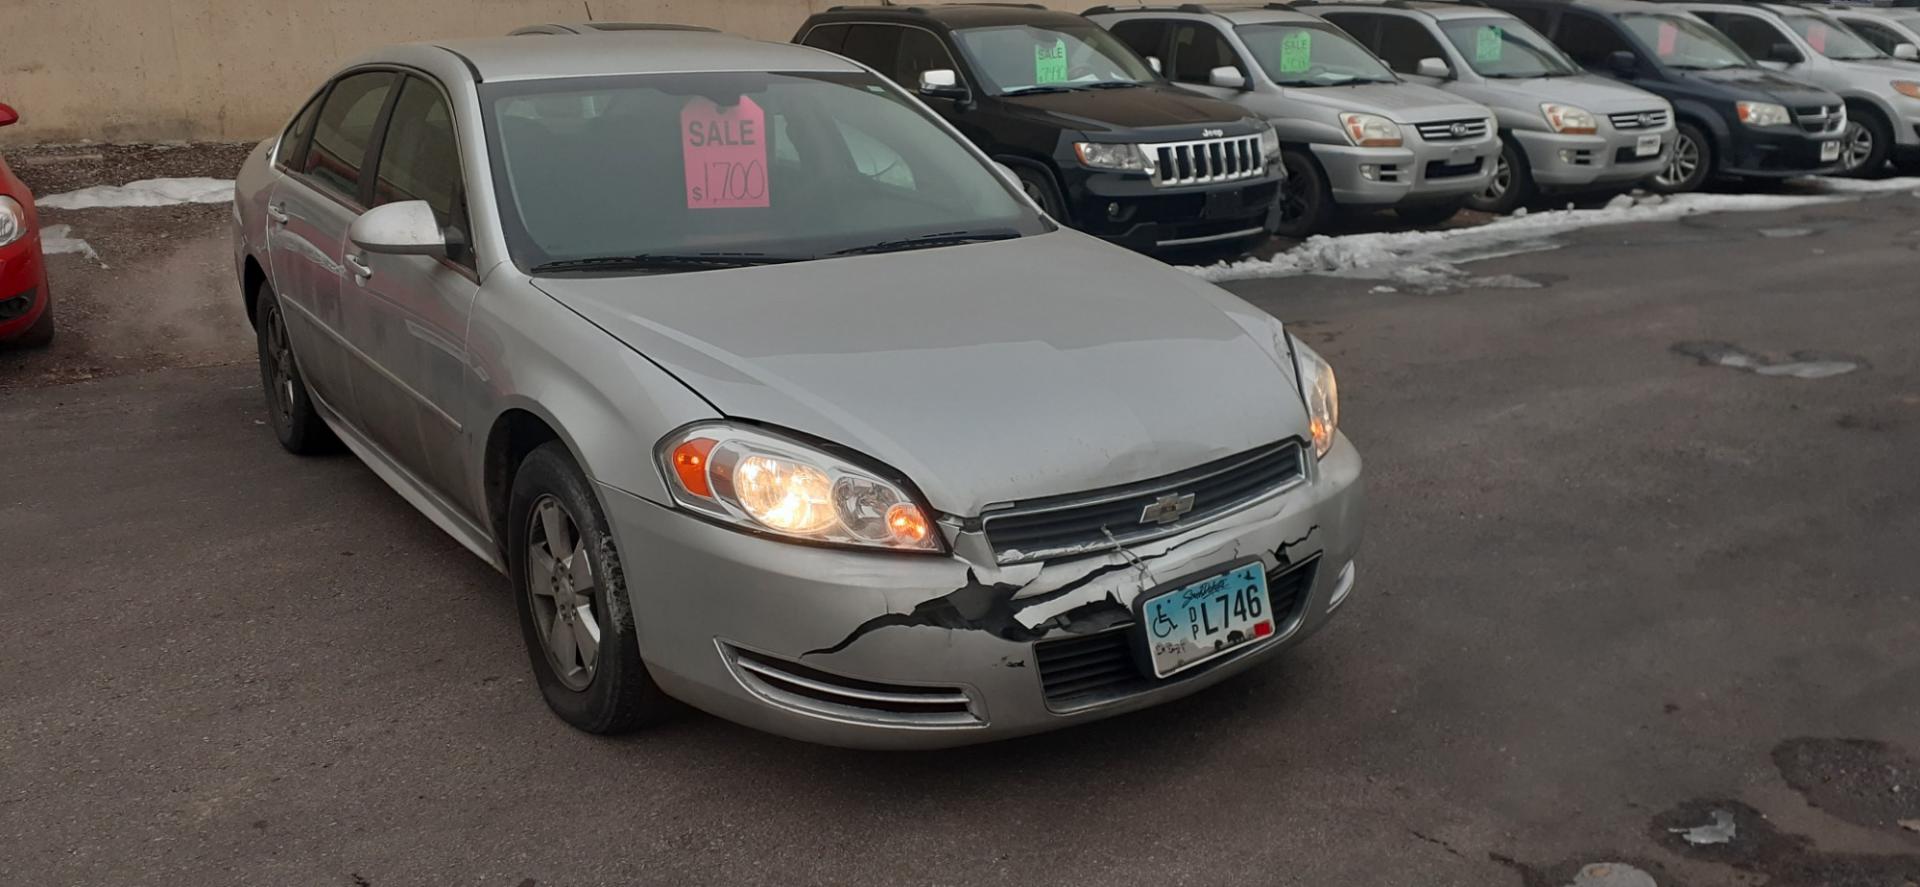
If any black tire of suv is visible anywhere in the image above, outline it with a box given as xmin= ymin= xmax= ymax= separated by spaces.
xmin=1273 ymin=149 xmax=1332 ymax=238
xmin=508 ymin=441 xmax=674 ymax=735
xmin=1012 ymin=166 xmax=1068 ymax=221
xmin=254 ymin=285 xmax=338 ymax=455
xmin=12 ymin=300 xmax=54 ymax=348
xmin=1840 ymin=107 xmax=1892 ymax=178
xmin=1649 ymin=122 xmax=1712 ymax=194
xmin=1464 ymin=136 xmax=1537 ymax=215
xmin=1395 ymin=201 xmax=1462 ymax=227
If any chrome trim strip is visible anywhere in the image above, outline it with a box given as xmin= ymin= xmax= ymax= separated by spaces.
xmin=733 ymin=657 xmax=973 ymax=707
xmin=1157 ymin=226 xmax=1267 ymax=247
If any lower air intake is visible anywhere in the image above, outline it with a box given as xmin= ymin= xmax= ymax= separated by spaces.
xmin=724 ymin=645 xmax=981 ymax=727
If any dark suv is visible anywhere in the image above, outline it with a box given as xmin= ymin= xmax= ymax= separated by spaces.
xmin=1482 ymin=0 xmax=1846 ymax=191
xmin=795 ymin=4 xmax=1286 ymax=252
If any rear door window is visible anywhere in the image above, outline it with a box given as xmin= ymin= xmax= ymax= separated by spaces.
xmin=800 ymin=23 xmax=851 ymax=54
xmin=1109 ymin=19 xmax=1172 ymax=63
xmin=1841 ymin=18 xmax=1906 ymax=54
xmin=1555 ymin=13 xmax=1635 ymax=70
xmin=840 ymin=24 xmax=908 ymax=79
xmin=303 ymin=71 xmax=399 ymax=205
xmin=1372 ymin=16 xmax=1450 ymax=74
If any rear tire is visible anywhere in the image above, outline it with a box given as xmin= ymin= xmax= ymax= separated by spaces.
xmin=12 ymin=300 xmax=54 ymax=348
xmin=1272 ymin=149 xmax=1333 ymax=238
xmin=1012 ymin=166 xmax=1068 ymax=221
xmin=1650 ymin=122 xmax=1711 ymax=194
xmin=509 ymin=441 xmax=673 ymax=735
xmin=1464 ymin=136 xmax=1537 ymax=215
xmin=254 ymin=285 xmax=337 ymax=455
xmin=1839 ymin=108 xmax=1892 ymax=178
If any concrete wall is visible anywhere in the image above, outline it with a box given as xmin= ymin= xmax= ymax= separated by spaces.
xmin=0 ymin=0 xmax=1080 ymax=146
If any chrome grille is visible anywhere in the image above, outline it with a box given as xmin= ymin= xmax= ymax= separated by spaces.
xmin=1796 ymin=104 xmax=1845 ymax=135
xmin=1608 ymin=109 xmax=1670 ymax=130
xmin=1413 ymin=118 xmax=1491 ymax=141
xmin=1145 ymin=135 xmax=1266 ymax=188
xmin=981 ymin=441 xmax=1307 ymax=565
xmin=1033 ymin=557 xmax=1320 ymax=710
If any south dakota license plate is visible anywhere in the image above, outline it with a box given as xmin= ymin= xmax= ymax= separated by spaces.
xmin=1138 ymin=559 xmax=1273 ymax=678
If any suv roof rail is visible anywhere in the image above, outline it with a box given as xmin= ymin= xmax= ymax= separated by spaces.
xmin=1084 ymin=3 xmax=1224 ymax=13
xmin=828 ymin=1 xmax=1050 ymax=8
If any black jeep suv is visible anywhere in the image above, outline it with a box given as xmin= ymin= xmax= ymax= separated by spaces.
xmin=795 ymin=3 xmax=1286 ymax=252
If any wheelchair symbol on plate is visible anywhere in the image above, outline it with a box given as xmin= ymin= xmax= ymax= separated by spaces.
xmin=1151 ymin=605 xmax=1177 ymax=639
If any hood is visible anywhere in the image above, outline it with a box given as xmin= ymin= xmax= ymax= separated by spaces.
xmin=996 ymin=84 xmax=1262 ymax=136
xmin=1470 ymin=74 xmax=1669 ymax=114
xmin=1281 ymin=81 xmax=1493 ymax=123
xmin=1688 ymin=66 xmax=1840 ymax=104
xmin=535 ymin=232 xmax=1309 ymax=517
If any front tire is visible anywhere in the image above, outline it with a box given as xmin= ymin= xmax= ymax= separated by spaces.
xmin=1012 ymin=166 xmax=1068 ymax=221
xmin=508 ymin=441 xmax=672 ymax=734
xmin=1838 ymin=109 xmax=1892 ymax=178
xmin=254 ymin=285 xmax=336 ymax=455
xmin=1464 ymin=136 xmax=1537 ymax=215
xmin=1650 ymin=122 xmax=1711 ymax=194
xmin=1272 ymin=149 xmax=1333 ymax=238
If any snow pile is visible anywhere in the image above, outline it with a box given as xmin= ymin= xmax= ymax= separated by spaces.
xmin=1187 ymin=176 xmax=1920 ymax=288
xmin=39 ymin=224 xmax=102 ymax=264
xmin=39 ymin=177 xmax=233 ymax=210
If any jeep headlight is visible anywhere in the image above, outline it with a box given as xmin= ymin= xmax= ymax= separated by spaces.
xmin=659 ymin=424 xmax=942 ymax=552
xmin=1074 ymin=141 xmax=1152 ymax=172
xmin=1260 ymin=123 xmax=1281 ymax=159
xmin=1291 ymin=337 xmax=1340 ymax=459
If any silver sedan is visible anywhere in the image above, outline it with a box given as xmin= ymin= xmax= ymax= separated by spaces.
xmin=231 ymin=30 xmax=1363 ymax=748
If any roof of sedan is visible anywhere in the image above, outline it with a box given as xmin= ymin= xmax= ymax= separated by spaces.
xmin=1292 ymin=0 xmax=1515 ymax=19
xmin=428 ymin=31 xmax=862 ymax=82
xmin=810 ymin=3 xmax=1094 ymax=28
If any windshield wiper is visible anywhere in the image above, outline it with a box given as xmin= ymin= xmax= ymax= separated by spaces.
xmin=530 ymin=253 xmax=798 ymax=274
xmin=830 ymin=230 xmax=1020 ymax=257
xmin=1004 ymin=85 xmax=1075 ymax=95
xmin=1078 ymin=81 xmax=1146 ymax=89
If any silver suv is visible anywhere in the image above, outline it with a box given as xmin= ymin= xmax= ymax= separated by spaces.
xmin=1312 ymin=0 xmax=1675 ymax=213
xmin=1677 ymin=0 xmax=1920 ymax=175
xmin=1088 ymin=3 xmax=1500 ymax=234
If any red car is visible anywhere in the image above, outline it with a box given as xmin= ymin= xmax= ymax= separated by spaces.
xmin=0 ymin=102 xmax=53 ymax=347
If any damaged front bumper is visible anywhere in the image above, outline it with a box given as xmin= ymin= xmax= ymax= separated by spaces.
xmin=603 ymin=435 xmax=1364 ymax=749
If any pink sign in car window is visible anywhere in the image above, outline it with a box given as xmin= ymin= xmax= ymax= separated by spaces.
xmin=1807 ymin=22 xmax=1829 ymax=52
xmin=1657 ymin=21 xmax=1679 ymax=56
xmin=681 ymin=96 xmax=771 ymax=210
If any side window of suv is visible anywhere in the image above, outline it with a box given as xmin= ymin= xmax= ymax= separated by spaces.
xmin=370 ymin=76 xmax=471 ymax=267
xmin=895 ymin=27 xmax=961 ymax=86
xmin=1322 ymin=13 xmax=1383 ymax=48
xmin=1695 ymin=12 xmax=1798 ymax=62
xmin=1505 ymin=5 xmax=1556 ymax=33
xmin=1373 ymin=15 xmax=1451 ymax=74
xmin=303 ymin=71 xmax=398 ymax=205
xmin=1169 ymin=22 xmax=1245 ymax=84
xmin=801 ymin=23 xmax=851 ymax=54
xmin=1109 ymin=19 xmax=1172 ymax=65
xmin=1556 ymin=12 xmax=1635 ymax=70
xmin=840 ymin=24 xmax=908 ymax=81
xmin=1845 ymin=19 xmax=1907 ymax=54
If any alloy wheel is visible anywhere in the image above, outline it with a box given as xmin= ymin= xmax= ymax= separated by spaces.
xmin=1656 ymin=133 xmax=1699 ymax=189
xmin=1481 ymin=151 xmax=1512 ymax=202
xmin=1842 ymin=121 xmax=1875 ymax=173
xmin=1280 ymin=157 xmax=1310 ymax=222
xmin=265 ymin=308 xmax=296 ymax=428
xmin=525 ymin=495 xmax=602 ymax=692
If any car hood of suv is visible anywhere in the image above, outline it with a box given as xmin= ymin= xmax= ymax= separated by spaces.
xmin=1471 ymin=74 xmax=1668 ymax=114
xmin=533 ymin=232 xmax=1310 ymax=517
xmin=995 ymin=84 xmax=1264 ymax=136
xmin=1685 ymin=65 xmax=1839 ymax=105
xmin=1280 ymin=80 xmax=1492 ymax=123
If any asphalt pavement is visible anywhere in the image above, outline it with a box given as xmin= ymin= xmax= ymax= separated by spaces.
xmin=3 ymin=196 xmax=1918 ymax=887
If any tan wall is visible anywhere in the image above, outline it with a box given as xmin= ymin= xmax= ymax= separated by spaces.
xmin=1 ymin=0 xmax=1081 ymax=146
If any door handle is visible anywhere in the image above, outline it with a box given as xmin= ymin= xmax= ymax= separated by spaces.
xmin=266 ymin=203 xmax=291 ymax=225
xmin=345 ymin=253 xmax=373 ymax=280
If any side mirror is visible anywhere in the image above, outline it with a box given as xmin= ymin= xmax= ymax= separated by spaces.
xmin=1146 ymin=55 xmax=1163 ymax=74
xmin=1607 ymin=50 xmax=1639 ymax=78
xmin=1769 ymin=42 xmax=1801 ymax=64
xmin=919 ymin=69 xmax=968 ymax=99
xmin=1208 ymin=66 xmax=1248 ymax=90
xmin=0 ymin=103 xmax=17 ymax=128
xmin=1416 ymin=57 xmax=1452 ymax=79
xmin=1896 ymin=42 xmax=1919 ymax=61
xmin=349 ymin=200 xmax=446 ymax=257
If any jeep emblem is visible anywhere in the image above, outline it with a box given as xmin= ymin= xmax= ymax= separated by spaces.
xmin=1202 ymin=128 xmax=1224 ymax=138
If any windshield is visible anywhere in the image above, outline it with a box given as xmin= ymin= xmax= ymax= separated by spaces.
xmin=953 ymin=23 xmax=1158 ymax=94
xmin=1622 ymin=14 xmax=1753 ymax=69
xmin=1781 ymin=13 xmax=1884 ymax=60
xmin=480 ymin=72 xmax=1046 ymax=272
xmin=1237 ymin=22 xmax=1397 ymax=86
xmin=1439 ymin=18 xmax=1580 ymax=77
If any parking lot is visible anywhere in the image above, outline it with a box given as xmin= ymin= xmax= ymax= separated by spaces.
xmin=3 ymin=147 xmax=1917 ymax=885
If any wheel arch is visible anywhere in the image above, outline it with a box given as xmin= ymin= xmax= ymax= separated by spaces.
xmin=242 ymin=255 xmax=268 ymax=327
xmin=990 ymin=153 xmax=1070 ymax=221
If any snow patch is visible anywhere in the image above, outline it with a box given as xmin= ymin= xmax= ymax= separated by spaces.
xmin=39 ymin=224 xmax=102 ymax=264
xmin=1186 ymin=176 xmax=1920 ymax=289
xmin=39 ymin=177 xmax=234 ymax=210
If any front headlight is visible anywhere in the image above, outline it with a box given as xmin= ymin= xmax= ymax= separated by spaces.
xmin=0 ymin=196 xmax=24 ymax=248
xmin=1291 ymin=337 xmax=1340 ymax=459
xmin=1736 ymin=101 xmax=1792 ymax=127
xmin=1074 ymin=141 xmax=1151 ymax=172
xmin=1260 ymin=124 xmax=1281 ymax=159
xmin=1339 ymin=112 xmax=1403 ymax=147
xmin=658 ymin=423 xmax=941 ymax=552
xmin=1541 ymin=103 xmax=1598 ymax=135
xmin=1893 ymin=80 xmax=1920 ymax=99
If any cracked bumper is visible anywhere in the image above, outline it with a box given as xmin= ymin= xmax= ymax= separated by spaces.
xmin=601 ymin=435 xmax=1364 ymax=749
